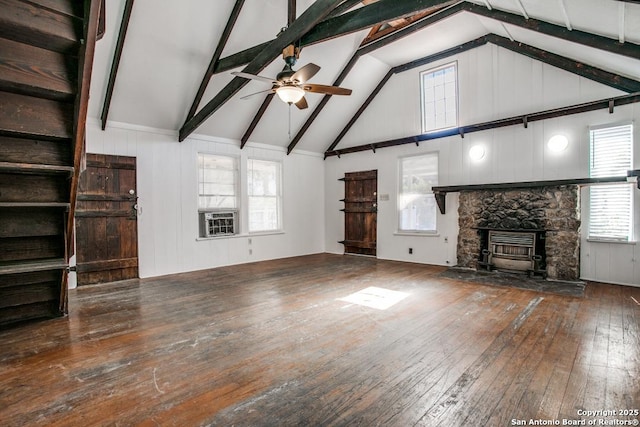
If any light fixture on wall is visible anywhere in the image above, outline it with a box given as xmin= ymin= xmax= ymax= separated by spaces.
xmin=469 ymin=144 xmax=485 ymax=161
xmin=276 ymin=85 xmax=305 ymax=104
xmin=547 ymin=134 xmax=569 ymax=152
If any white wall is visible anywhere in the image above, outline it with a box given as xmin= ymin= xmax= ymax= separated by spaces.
xmin=326 ymin=44 xmax=640 ymax=286
xmin=83 ymin=120 xmax=325 ymax=279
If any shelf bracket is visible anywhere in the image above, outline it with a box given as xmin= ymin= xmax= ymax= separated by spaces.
xmin=434 ymin=191 xmax=446 ymax=215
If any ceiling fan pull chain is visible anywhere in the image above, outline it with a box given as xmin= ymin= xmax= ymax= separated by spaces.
xmin=288 ymin=103 xmax=292 ymax=142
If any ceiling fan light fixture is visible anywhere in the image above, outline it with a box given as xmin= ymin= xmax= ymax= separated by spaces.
xmin=276 ymin=85 xmax=305 ymax=104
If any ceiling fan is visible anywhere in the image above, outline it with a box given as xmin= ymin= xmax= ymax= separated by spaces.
xmin=232 ymin=45 xmax=352 ymax=110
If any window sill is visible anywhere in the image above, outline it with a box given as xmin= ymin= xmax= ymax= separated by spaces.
xmin=196 ymin=231 xmax=284 ymax=241
xmin=586 ymin=238 xmax=636 ymax=245
xmin=394 ymin=231 xmax=440 ymax=237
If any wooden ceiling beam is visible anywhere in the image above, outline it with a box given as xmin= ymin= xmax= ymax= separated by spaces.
xmin=185 ymin=0 xmax=245 ymax=123
xmin=465 ymin=3 xmax=640 ymax=60
xmin=325 ymin=92 xmax=640 ymax=158
xmin=179 ymin=0 xmax=343 ymax=142
xmin=215 ymin=0 xmax=460 ymax=74
xmin=99 ymin=0 xmax=135 ymax=130
xmin=486 ymin=34 xmax=640 ymax=93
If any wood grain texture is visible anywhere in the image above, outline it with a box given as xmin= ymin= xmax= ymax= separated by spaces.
xmin=0 ymin=254 xmax=637 ymax=426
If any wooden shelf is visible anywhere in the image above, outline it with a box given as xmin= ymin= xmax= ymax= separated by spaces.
xmin=0 ymin=258 xmax=68 ymax=276
xmin=0 ymin=161 xmax=73 ymax=175
xmin=0 ymin=202 xmax=70 ymax=209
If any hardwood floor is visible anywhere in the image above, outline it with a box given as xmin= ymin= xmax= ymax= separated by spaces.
xmin=0 ymin=253 xmax=638 ymax=426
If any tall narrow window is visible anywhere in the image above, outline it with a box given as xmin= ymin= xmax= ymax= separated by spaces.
xmin=589 ymin=123 xmax=633 ymax=241
xmin=248 ymin=159 xmax=282 ymax=232
xmin=421 ymin=62 xmax=458 ymax=133
xmin=198 ymin=154 xmax=238 ymax=237
xmin=398 ymin=153 xmax=439 ymax=232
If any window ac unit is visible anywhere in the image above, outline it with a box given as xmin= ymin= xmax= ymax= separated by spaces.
xmin=199 ymin=211 xmax=237 ymax=237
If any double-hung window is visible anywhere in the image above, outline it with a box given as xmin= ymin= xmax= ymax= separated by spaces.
xmin=421 ymin=62 xmax=458 ymax=133
xmin=589 ymin=123 xmax=633 ymax=241
xmin=248 ymin=159 xmax=282 ymax=232
xmin=198 ymin=153 xmax=238 ymax=237
xmin=398 ymin=153 xmax=439 ymax=233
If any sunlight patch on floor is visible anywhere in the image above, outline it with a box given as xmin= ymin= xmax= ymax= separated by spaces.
xmin=338 ymin=286 xmax=410 ymax=310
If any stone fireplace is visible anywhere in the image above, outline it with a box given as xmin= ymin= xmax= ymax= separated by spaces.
xmin=456 ymin=185 xmax=580 ymax=281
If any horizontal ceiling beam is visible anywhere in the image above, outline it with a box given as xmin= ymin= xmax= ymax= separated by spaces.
xmin=324 ymin=92 xmax=640 ymax=158
xmin=215 ymin=0 xmax=460 ymax=74
xmin=179 ymin=0 xmax=343 ymax=142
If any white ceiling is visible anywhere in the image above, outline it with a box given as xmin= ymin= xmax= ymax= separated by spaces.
xmin=88 ymin=0 xmax=640 ymax=154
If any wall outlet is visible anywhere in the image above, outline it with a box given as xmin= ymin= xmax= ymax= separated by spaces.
xmin=409 ymin=248 xmax=413 ymax=254
xmin=249 ymin=249 xmax=253 ymax=255
xmin=248 ymin=238 xmax=252 ymax=244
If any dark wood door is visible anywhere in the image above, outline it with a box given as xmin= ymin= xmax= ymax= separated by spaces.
xmin=75 ymin=154 xmax=138 ymax=285
xmin=340 ymin=170 xmax=377 ymax=256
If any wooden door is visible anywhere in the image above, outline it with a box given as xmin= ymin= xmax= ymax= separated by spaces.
xmin=75 ymin=154 xmax=138 ymax=285
xmin=340 ymin=170 xmax=377 ymax=256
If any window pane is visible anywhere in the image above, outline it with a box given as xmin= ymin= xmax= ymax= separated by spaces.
xmin=399 ymin=153 xmax=438 ymax=232
xmin=421 ymin=63 xmax=458 ymax=133
xmin=588 ymin=124 xmax=633 ymax=240
xmin=248 ymin=159 xmax=281 ymax=232
xmin=198 ymin=154 xmax=237 ymax=210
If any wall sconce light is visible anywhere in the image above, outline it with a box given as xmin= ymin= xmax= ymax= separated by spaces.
xmin=469 ymin=144 xmax=485 ymax=161
xmin=547 ymin=134 xmax=569 ymax=152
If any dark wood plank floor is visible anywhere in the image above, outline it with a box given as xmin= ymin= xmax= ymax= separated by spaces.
xmin=1 ymin=253 xmax=638 ymax=426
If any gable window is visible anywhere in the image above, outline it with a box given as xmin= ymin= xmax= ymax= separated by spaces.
xmin=198 ymin=153 xmax=238 ymax=237
xmin=248 ymin=159 xmax=282 ymax=232
xmin=589 ymin=123 xmax=633 ymax=241
xmin=398 ymin=153 xmax=438 ymax=232
xmin=421 ymin=62 xmax=458 ymax=133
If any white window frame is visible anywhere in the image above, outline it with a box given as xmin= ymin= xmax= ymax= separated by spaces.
xmin=588 ymin=122 xmax=634 ymax=242
xmin=247 ymin=158 xmax=283 ymax=233
xmin=197 ymin=153 xmax=239 ymax=237
xmin=398 ymin=152 xmax=439 ymax=234
xmin=420 ymin=62 xmax=459 ymax=134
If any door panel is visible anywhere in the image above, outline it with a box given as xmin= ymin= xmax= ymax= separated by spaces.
xmin=341 ymin=170 xmax=377 ymax=256
xmin=75 ymin=154 xmax=138 ymax=285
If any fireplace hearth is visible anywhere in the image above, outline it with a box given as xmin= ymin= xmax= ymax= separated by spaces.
xmin=457 ymin=186 xmax=580 ymax=281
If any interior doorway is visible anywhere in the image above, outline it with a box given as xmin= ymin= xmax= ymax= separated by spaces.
xmin=340 ymin=170 xmax=377 ymax=256
xmin=75 ymin=154 xmax=139 ymax=285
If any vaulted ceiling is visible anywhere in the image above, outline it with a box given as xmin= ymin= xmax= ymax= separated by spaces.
xmin=88 ymin=0 xmax=640 ymax=155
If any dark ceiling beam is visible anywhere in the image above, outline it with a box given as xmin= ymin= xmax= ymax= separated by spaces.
xmin=324 ymin=92 xmax=640 ymax=158
xmin=286 ymin=1 xmax=462 ymax=154
xmin=179 ymin=0 xmax=344 ymax=142
xmin=99 ymin=0 xmax=134 ymax=130
xmin=286 ymin=53 xmax=360 ymax=154
xmin=215 ymin=0 xmax=461 ymax=74
xmin=465 ymin=3 xmax=640 ymax=60
xmin=486 ymin=34 xmax=640 ymax=93
xmin=185 ymin=0 xmax=245 ymax=122
xmin=325 ymin=36 xmax=488 ymax=153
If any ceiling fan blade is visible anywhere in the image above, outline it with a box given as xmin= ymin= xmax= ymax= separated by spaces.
xmin=295 ymin=96 xmax=308 ymax=110
xmin=240 ymin=88 xmax=276 ymax=100
xmin=302 ymin=84 xmax=352 ymax=96
xmin=231 ymin=71 xmax=277 ymax=85
xmin=291 ymin=63 xmax=321 ymax=84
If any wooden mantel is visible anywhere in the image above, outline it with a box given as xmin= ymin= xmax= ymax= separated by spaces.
xmin=432 ymin=176 xmax=631 ymax=215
